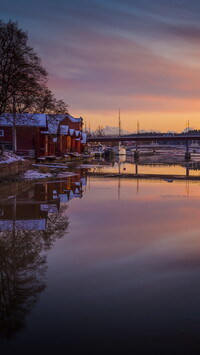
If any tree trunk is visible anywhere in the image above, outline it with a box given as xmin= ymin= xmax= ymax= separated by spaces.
xmin=12 ymin=125 xmax=17 ymax=153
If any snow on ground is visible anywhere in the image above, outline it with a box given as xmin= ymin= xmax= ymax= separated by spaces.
xmin=56 ymin=172 xmax=77 ymax=178
xmin=23 ymin=170 xmax=77 ymax=180
xmin=23 ymin=170 xmax=52 ymax=179
xmin=0 ymin=151 xmax=25 ymax=164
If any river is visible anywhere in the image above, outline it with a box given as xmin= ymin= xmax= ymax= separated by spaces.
xmin=1 ymin=161 xmax=200 ymax=354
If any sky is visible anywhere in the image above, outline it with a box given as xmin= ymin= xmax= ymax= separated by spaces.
xmin=1 ymin=0 xmax=200 ymax=132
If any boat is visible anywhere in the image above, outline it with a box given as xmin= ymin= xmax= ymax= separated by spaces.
xmin=114 ymin=143 xmax=126 ymax=156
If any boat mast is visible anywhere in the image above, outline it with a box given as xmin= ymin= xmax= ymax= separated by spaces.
xmin=119 ymin=108 xmax=121 ymax=150
xmin=119 ymin=108 xmax=121 ymax=137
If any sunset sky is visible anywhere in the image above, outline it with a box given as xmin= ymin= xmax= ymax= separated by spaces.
xmin=2 ymin=0 xmax=200 ymax=132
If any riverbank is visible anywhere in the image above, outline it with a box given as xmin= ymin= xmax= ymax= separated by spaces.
xmin=0 ymin=151 xmax=31 ymax=181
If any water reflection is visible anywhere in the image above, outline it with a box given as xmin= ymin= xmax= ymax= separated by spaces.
xmin=2 ymin=164 xmax=200 ymax=354
xmin=0 ymin=173 xmax=86 ymax=339
xmin=91 ymin=158 xmax=200 ymax=178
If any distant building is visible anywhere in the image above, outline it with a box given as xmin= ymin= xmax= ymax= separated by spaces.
xmin=0 ymin=113 xmax=87 ymax=157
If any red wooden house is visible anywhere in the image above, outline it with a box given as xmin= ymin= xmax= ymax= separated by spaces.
xmin=0 ymin=113 xmax=86 ymax=157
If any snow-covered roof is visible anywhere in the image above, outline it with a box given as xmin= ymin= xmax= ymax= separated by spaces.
xmin=60 ymin=125 xmax=69 ymax=135
xmin=0 ymin=112 xmax=83 ymax=133
xmin=75 ymin=130 xmax=80 ymax=137
xmin=46 ymin=114 xmax=66 ymax=134
xmin=67 ymin=114 xmax=82 ymax=123
xmin=69 ymin=129 xmax=75 ymax=136
xmin=0 ymin=113 xmax=47 ymax=127
xmin=81 ymin=132 xmax=87 ymax=144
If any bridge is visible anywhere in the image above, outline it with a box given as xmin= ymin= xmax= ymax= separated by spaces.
xmin=87 ymin=133 xmax=200 ymax=160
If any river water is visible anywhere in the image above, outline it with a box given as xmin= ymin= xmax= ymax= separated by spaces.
xmin=1 ymin=162 xmax=200 ymax=354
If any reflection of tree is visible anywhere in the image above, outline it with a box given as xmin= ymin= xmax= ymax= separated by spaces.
xmin=0 ymin=205 xmax=69 ymax=339
xmin=42 ymin=206 xmax=69 ymax=250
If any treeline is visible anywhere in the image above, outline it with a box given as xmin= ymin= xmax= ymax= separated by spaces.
xmin=0 ymin=20 xmax=68 ymax=116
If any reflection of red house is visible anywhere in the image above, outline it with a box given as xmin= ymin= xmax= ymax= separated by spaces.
xmin=0 ymin=171 xmax=86 ymax=231
xmin=0 ymin=113 xmax=87 ymax=157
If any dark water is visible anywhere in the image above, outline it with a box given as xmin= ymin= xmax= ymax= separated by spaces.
xmin=1 ymin=165 xmax=200 ymax=354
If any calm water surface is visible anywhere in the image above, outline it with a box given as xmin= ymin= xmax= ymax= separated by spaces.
xmin=88 ymin=158 xmax=200 ymax=177
xmin=1 ymin=165 xmax=200 ymax=354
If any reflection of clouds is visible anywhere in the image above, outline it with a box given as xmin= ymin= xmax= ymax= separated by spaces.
xmin=161 ymin=195 xmax=196 ymax=198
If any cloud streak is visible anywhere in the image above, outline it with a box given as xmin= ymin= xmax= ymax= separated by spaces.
xmin=2 ymin=0 xmax=200 ymax=130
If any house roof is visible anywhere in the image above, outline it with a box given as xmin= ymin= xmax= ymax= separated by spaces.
xmin=47 ymin=115 xmax=65 ymax=134
xmin=75 ymin=130 xmax=80 ymax=137
xmin=46 ymin=114 xmax=81 ymax=134
xmin=60 ymin=125 xmax=69 ymax=135
xmin=69 ymin=128 xmax=75 ymax=136
xmin=67 ymin=114 xmax=82 ymax=123
xmin=0 ymin=113 xmax=83 ymax=135
xmin=0 ymin=113 xmax=47 ymax=127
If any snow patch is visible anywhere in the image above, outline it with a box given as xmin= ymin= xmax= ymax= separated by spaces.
xmin=0 ymin=151 xmax=25 ymax=164
xmin=23 ymin=170 xmax=52 ymax=179
xmin=56 ymin=172 xmax=77 ymax=178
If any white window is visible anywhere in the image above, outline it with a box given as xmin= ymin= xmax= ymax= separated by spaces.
xmin=0 ymin=130 xmax=4 ymax=137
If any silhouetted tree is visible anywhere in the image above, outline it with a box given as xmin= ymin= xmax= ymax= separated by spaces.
xmin=0 ymin=20 xmax=69 ymax=152
xmin=0 ymin=20 xmax=47 ymax=151
xmin=94 ymin=125 xmax=105 ymax=137
xmin=34 ymin=86 xmax=68 ymax=114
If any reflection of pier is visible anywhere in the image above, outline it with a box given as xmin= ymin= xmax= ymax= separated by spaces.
xmin=87 ymin=161 xmax=200 ymax=181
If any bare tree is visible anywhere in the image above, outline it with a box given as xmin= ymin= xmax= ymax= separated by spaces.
xmin=0 ymin=21 xmax=47 ymax=152
xmin=94 ymin=125 xmax=105 ymax=137
xmin=0 ymin=20 xmax=70 ymax=153
xmin=34 ymin=85 xmax=69 ymax=114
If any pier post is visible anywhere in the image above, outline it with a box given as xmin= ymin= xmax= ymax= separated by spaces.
xmin=135 ymin=161 xmax=138 ymax=175
xmin=186 ymin=161 xmax=190 ymax=178
xmin=134 ymin=142 xmax=140 ymax=160
xmin=0 ymin=144 xmax=4 ymax=156
xmin=185 ymin=140 xmax=191 ymax=160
